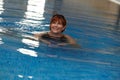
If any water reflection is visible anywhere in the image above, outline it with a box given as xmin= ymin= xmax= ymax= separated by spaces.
xmin=17 ymin=48 xmax=38 ymax=57
xmin=0 ymin=28 xmax=5 ymax=45
xmin=17 ymin=33 xmax=39 ymax=57
xmin=21 ymin=34 xmax=39 ymax=48
xmin=0 ymin=0 xmax=4 ymax=21
xmin=1 ymin=0 xmax=28 ymax=22
xmin=18 ymin=74 xmax=24 ymax=78
xmin=17 ymin=74 xmax=33 ymax=79
xmin=18 ymin=0 xmax=46 ymax=26
xmin=22 ymin=38 xmax=39 ymax=48
xmin=0 ymin=37 xmax=4 ymax=44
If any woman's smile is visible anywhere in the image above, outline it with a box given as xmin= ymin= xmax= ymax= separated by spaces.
xmin=50 ymin=22 xmax=65 ymax=34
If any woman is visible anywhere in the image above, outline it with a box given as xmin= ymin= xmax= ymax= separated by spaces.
xmin=34 ymin=14 xmax=79 ymax=47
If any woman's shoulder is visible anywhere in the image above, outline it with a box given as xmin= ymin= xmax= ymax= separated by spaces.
xmin=64 ymin=34 xmax=76 ymax=44
xmin=34 ymin=31 xmax=48 ymax=39
xmin=64 ymin=34 xmax=74 ymax=40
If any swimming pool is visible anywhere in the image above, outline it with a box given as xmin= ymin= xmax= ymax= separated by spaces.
xmin=0 ymin=0 xmax=120 ymax=80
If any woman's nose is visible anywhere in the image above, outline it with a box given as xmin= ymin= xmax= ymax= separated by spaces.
xmin=54 ymin=23 xmax=58 ymax=26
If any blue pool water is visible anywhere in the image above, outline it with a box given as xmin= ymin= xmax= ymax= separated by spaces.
xmin=0 ymin=0 xmax=120 ymax=80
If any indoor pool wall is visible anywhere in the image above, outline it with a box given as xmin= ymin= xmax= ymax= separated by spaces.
xmin=0 ymin=0 xmax=120 ymax=80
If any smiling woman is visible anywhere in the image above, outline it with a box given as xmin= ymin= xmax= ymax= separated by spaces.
xmin=34 ymin=14 xmax=80 ymax=47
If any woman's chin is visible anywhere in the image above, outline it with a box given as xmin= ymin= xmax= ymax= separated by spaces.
xmin=51 ymin=31 xmax=60 ymax=34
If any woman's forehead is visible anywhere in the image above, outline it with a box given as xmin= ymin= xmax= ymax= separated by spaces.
xmin=52 ymin=18 xmax=62 ymax=23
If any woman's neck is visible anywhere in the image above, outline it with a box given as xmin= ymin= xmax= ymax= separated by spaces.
xmin=48 ymin=32 xmax=63 ymax=38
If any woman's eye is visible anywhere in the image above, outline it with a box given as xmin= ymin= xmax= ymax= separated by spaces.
xmin=52 ymin=21 xmax=56 ymax=23
xmin=52 ymin=21 xmax=62 ymax=25
xmin=58 ymin=23 xmax=62 ymax=25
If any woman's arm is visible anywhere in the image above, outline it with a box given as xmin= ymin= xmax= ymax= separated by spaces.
xmin=65 ymin=35 xmax=77 ymax=44
xmin=34 ymin=33 xmax=51 ymax=45
xmin=58 ymin=35 xmax=80 ymax=48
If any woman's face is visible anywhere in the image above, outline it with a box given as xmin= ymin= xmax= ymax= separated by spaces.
xmin=50 ymin=21 xmax=65 ymax=34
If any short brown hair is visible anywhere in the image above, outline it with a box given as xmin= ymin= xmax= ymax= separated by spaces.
xmin=50 ymin=14 xmax=67 ymax=26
